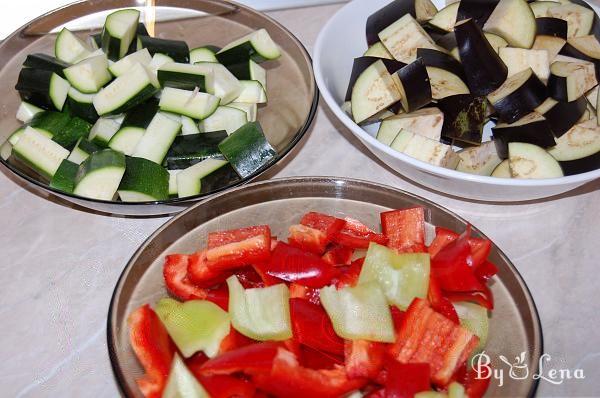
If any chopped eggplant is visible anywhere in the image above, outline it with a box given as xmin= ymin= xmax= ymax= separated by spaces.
xmin=487 ymin=68 xmax=548 ymax=123
xmin=456 ymin=141 xmax=503 ymax=175
xmin=364 ymin=42 xmax=394 ymax=59
xmin=378 ymin=14 xmax=440 ymax=63
xmin=492 ymin=112 xmax=556 ymax=158
xmin=345 ymin=57 xmax=406 ymax=101
xmin=390 ymin=129 xmax=459 ymax=168
xmin=417 ymin=48 xmax=466 ymax=80
xmin=457 ymin=0 xmax=498 ymax=27
xmin=366 ymin=0 xmax=438 ymax=45
xmin=548 ymin=59 xmax=598 ymax=102
xmin=532 ymin=36 xmax=567 ymax=61
xmin=548 ymin=117 xmax=600 ymax=161
xmin=455 ymin=18 xmax=508 ymax=96
xmin=559 ymin=151 xmax=600 ymax=175
xmin=549 ymin=3 xmax=595 ymax=38
xmin=426 ymin=66 xmax=470 ymax=99
xmin=536 ymin=96 xmax=587 ymax=137
xmin=560 ymin=35 xmax=600 ymax=78
xmin=483 ymin=0 xmax=536 ymax=49
xmin=586 ymin=85 xmax=599 ymax=109
xmin=536 ymin=17 xmax=568 ymax=39
xmin=508 ymin=142 xmax=564 ymax=178
xmin=530 ymin=1 xmax=559 ymax=18
xmin=438 ymin=94 xmax=488 ymax=145
xmin=491 ymin=159 xmax=511 ymax=177
xmin=377 ymin=107 xmax=444 ymax=143
xmin=428 ymin=2 xmax=459 ymax=32
xmin=350 ymin=60 xmax=402 ymax=123
xmin=395 ymin=58 xmax=432 ymax=112
xmin=499 ymin=47 xmax=550 ymax=82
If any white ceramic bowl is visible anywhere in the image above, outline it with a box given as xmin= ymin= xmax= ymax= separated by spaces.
xmin=314 ymin=0 xmax=600 ymax=201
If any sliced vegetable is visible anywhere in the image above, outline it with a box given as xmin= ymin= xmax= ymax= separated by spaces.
xmin=536 ymin=96 xmax=587 ymax=137
xmin=377 ymin=107 xmax=444 ymax=143
xmin=482 ymin=0 xmax=536 ymax=48
xmin=23 ymin=53 xmax=69 ymax=77
xmin=140 ymin=36 xmax=190 ymax=63
xmin=350 ymin=60 xmax=402 ymax=123
xmin=364 ymin=41 xmax=394 ymax=59
xmin=132 ymin=111 xmax=181 ymax=164
xmin=73 ymin=149 xmax=126 ymax=200
xmin=234 ymin=80 xmax=267 ymax=104
xmin=266 ymin=242 xmax=339 ymax=287
xmin=55 ymin=28 xmax=92 ymax=63
xmin=381 ymin=207 xmax=426 ymax=253
xmin=52 ymin=116 xmax=92 ymax=149
xmin=158 ymin=62 xmax=210 ymax=91
xmin=12 ymin=127 xmax=69 ymax=179
xmin=378 ymin=14 xmax=439 ymax=64
xmin=438 ymin=94 xmax=487 ymax=145
xmin=390 ymin=129 xmax=460 ymax=168
xmin=366 ymin=0 xmax=437 ymax=45
xmin=499 ymin=47 xmax=550 ymax=82
xmin=206 ymin=225 xmax=272 ymax=270
xmin=109 ymin=48 xmax=152 ymax=77
xmin=175 ymin=158 xmax=229 ymax=198
xmin=454 ymin=301 xmax=489 ymax=354
xmin=63 ymin=54 xmax=111 ymax=94
xmin=548 ymin=58 xmax=598 ymax=102
xmin=509 ymin=142 xmax=564 ymax=178
xmin=118 ymin=156 xmax=169 ymax=202
xmin=216 ymin=28 xmax=281 ymax=65
xmin=163 ymin=355 xmax=210 ymax=398
xmin=101 ymin=9 xmax=140 ymax=61
xmin=218 ymin=121 xmax=276 ymax=178
xmin=456 ymin=141 xmax=503 ymax=176
xmin=428 ymin=2 xmax=459 ymax=32
xmin=89 ymin=116 xmax=122 ymax=147
xmin=67 ymin=138 xmax=100 ymax=165
xmin=159 ymin=87 xmax=220 ymax=120
xmin=492 ymin=112 xmax=556 ymax=158
xmin=289 ymin=298 xmax=344 ymax=356
xmin=549 ymin=3 xmax=595 ymax=38
xmin=195 ymin=62 xmax=242 ymax=105
xmin=15 ymin=69 xmax=70 ymax=111
xmin=66 ymin=87 xmax=99 ymax=123
xmin=49 ymin=159 xmax=79 ymax=193
xmin=395 ymin=58 xmax=432 ymax=112
xmin=198 ymin=106 xmax=247 ymax=134
xmin=190 ymin=45 xmax=220 ymax=63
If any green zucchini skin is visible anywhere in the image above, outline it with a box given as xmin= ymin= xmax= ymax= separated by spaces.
xmin=75 ymin=148 xmax=125 ymax=182
xmin=15 ymin=69 xmax=64 ymax=110
xmin=164 ymin=131 xmax=227 ymax=170
xmin=50 ymin=159 xmax=79 ymax=193
xmin=200 ymin=163 xmax=240 ymax=193
xmin=226 ymin=60 xmax=254 ymax=81
xmin=126 ymin=23 xmax=149 ymax=55
xmin=23 ymin=53 xmax=69 ymax=77
xmin=157 ymin=69 xmax=207 ymax=91
xmin=29 ymin=111 xmax=71 ymax=136
xmin=140 ymin=36 xmax=190 ymax=63
xmin=91 ymin=33 xmax=102 ymax=49
xmin=217 ymin=43 xmax=267 ymax=66
xmin=53 ymin=116 xmax=92 ymax=149
xmin=65 ymin=94 xmax=99 ymax=123
xmin=102 ymin=35 xmax=123 ymax=62
xmin=121 ymin=98 xmax=159 ymax=128
xmin=218 ymin=121 xmax=276 ymax=178
xmin=118 ymin=156 xmax=169 ymax=200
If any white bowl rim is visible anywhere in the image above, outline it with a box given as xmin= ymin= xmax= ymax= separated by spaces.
xmin=313 ymin=0 xmax=600 ymax=189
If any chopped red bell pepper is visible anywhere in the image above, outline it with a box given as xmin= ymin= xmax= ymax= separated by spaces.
xmin=344 ymin=339 xmax=386 ymax=379
xmin=187 ymin=250 xmax=228 ymax=288
xmin=128 ymin=305 xmax=175 ymax=398
xmin=252 ymin=348 xmax=367 ymax=398
xmin=205 ymin=225 xmax=272 ymax=271
xmin=334 ymin=257 xmax=364 ymax=288
xmin=289 ymin=283 xmax=321 ymax=305
xmin=199 ymin=342 xmax=280 ymax=376
xmin=384 ymin=360 xmax=431 ymax=398
xmin=333 ymin=217 xmax=388 ymax=249
xmin=266 ymin=242 xmax=340 ymax=288
xmin=288 ymin=224 xmax=329 ymax=255
xmin=464 ymin=366 xmax=492 ymax=398
xmin=390 ymin=298 xmax=479 ymax=386
xmin=235 ymin=267 xmax=266 ymax=289
xmin=218 ymin=327 xmax=256 ymax=354
xmin=197 ymin=375 xmax=256 ymax=398
xmin=163 ymin=254 xmax=209 ymax=301
xmin=446 ymin=286 xmax=494 ymax=310
xmin=290 ymin=298 xmax=344 ymax=356
xmin=468 ymin=237 xmax=491 ymax=268
xmin=381 ymin=207 xmax=427 ymax=253
xmin=299 ymin=345 xmax=344 ymax=370
xmin=428 ymin=276 xmax=460 ymax=324
xmin=390 ymin=306 xmax=406 ymax=332
xmin=322 ymin=244 xmax=354 ymax=266
xmin=365 ymin=388 xmax=386 ymax=398
xmin=474 ymin=260 xmax=498 ymax=282
xmin=300 ymin=212 xmax=346 ymax=239
xmin=428 ymin=227 xmax=459 ymax=258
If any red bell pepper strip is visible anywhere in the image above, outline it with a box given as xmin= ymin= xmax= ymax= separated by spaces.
xmin=300 ymin=212 xmax=346 ymax=239
xmin=390 ymin=306 xmax=406 ymax=332
xmin=218 ymin=327 xmax=256 ymax=354
xmin=163 ymin=254 xmax=209 ymax=301
xmin=390 ymin=298 xmax=479 ymax=386
xmin=365 ymin=388 xmax=386 ymax=398
xmin=446 ymin=286 xmax=494 ymax=310
xmin=385 ymin=360 xmax=431 ymax=398
xmin=128 ymin=305 xmax=175 ymax=398
xmin=428 ymin=276 xmax=460 ymax=324
xmin=334 ymin=257 xmax=364 ymax=289
xmin=234 ymin=267 xmax=266 ymax=289
xmin=187 ymin=250 xmax=228 ymax=288
xmin=344 ymin=339 xmax=386 ymax=379
xmin=468 ymin=238 xmax=491 ymax=268
xmin=299 ymin=345 xmax=344 ymax=370
xmin=288 ymin=224 xmax=329 ymax=255
xmin=381 ymin=207 xmax=427 ymax=253
xmin=290 ymin=298 xmax=344 ymax=356
xmin=322 ymin=244 xmax=354 ymax=266
xmin=266 ymin=242 xmax=340 ymax=288
xmin=289 ymin=283 xmax=321 ymax=305
xmin=205 ymin=225 xmax=272 ymax=271
xmin=290 ymin=298 xmax=344 ymax=355
xmin=474 ymin=261 xmax=498 ymax=282
xmin=428 ymin=227 xmax=459 ymax=258
xmin=197 ymin=375 xmax=256 ymax=398
xmin=199 ymin=342 xmax=281 ymax=376
xmin=252 ymin=348 xmax=367 ymax=398
xmin=464 ymin=367 xmax=492 ymax=398
xmin=333 ymin=217 xmax=388 ymax=249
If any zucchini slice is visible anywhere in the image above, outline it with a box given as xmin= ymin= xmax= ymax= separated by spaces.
xmin=549 ymin=3 xmax=595 ymax=38
xmin=158 ymin=62 xmax=210 ymax=91
xmin=23 ymin=53 xmax=69 ymax=78
xmin=548 ymin=59 xmax=598 ymax=102
xmin=89 ymin=116 xmax=122 ymax=147
xmin=396 ymin=59 xmax=432 ymax=112
xmin=218 ymin=121 xmax=276 ymax=178
xmin=377 ymin=107 xmax=444 ymax=142
xmin=492 ymin=112 xmax=556 ymax=158
xmin=108 ymin=100 xmax=158 ymax=155
xmin=108 ymin=48 xmax=152 ymax=77
xmin=73 ymin=149 xmax=126 ymax=200
xmin=150 ymin=53 xmax=175 ymax=71
xmin=55 ymin=28 xmax=93 ymax=63
xmin=195 ymin=62 xmax=242 ymax=105
xmin=456 ymin=141 xmax=503 ymax=176
xmin=117 ymin=156 xmax=169 ymax=201
xmin=132 ymin=111 xmax=181 ymax=164
xmin=548 ymin=117 xmax=600 ymax=161
xmin=366 ymin=0 xmax=438 ymax=45
xmin=536 ymin=96 xmax=587 ymax=137
xmin=63 ymin=54 xmax=112 ymax=94
xmin=66 ymin=87 xmax=99 ymax=123
xmin=363 ymin=42 xmax=394 ymax=59
xmin=438 ymin=94 xmax=488 ymax=145
xmin=8 ymin=127 xmax=28 ymax=146
xmin=189 ymin=46 xmax=219 ymax=63
xmin=378 ymin=14 xmax=439 ymax=63
xmin=198 ymin=106 xmax=248 ymax=134
xmin=499 ymin=47 xmax=550 ymax=82
xmin=50 ymin=159 xmax=79 ymax=193
xmin=16 ymin=101 xmax=44 ymax=123
xmin=140 ymin=36 xmax=190 ymax=63
xmin=101 ymin=9 xmax=140 ymax=61
xmin=216 ymin=29 xmax=281 ymax=65
xmin=165 ymin=131 xmax=227 ymax=170
xmin=12 ymin=127 xmax=70 ymax=179
xmin=428 ymin=2 xmax=459 ymax=32
xmin=159 ymin=87 xmax=220 ymax=120
xmin=176 ymin=157 xmax=230 ymax=198
xmin=491 ymin=159 xmax=511 ymax=177
xmin=52 ymin=116 xmax=92 ymax=149
xmin=454 ymin=19 xmax=508 ymax=96
xmin=28 ymin=111 xmax=71 ymax=137
xmin=180 ymin=115 xmax=201 ymax=136
xmin=68 ymin=137 xmax=100 ymax=165
xmin=483 ymin=0 xmax=536 ymax=49
xmin=93 ymin=63 xmax=159 ymax=115
xmin=487 ymin=68 xmax=548 ymax=123
xmin=234 ymin=80 xmax=267 ymax=104
xmin=228 ymin=102 xmax=257 ymax=122
xmin=508 ymin=142 xmax=563 ymax=178
xmin=350 ymin=60 xmax=402 ymax=123
xmin=390 ymin=129 xmax=459 ymax=168
xmin=168 ymin=170 xmax=179 ymax=196
xmin=225 ymin=59 xmax=267 ymax=89
xmin=15 ymin=69 xmax=70 ymax=111
xmin=426 ymin=66 xmax=469 ymax=100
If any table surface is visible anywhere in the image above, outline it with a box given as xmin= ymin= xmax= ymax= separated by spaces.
xmin=1 ymin=3 xmax=599 ymax=397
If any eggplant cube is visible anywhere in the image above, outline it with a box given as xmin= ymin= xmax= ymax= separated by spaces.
xmin=438 ymin=94 xmax=487 ymax=145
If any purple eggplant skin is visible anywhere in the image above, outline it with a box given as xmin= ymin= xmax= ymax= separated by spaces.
xmin=547 ymin=74 xmax=569 ymax=102
xmin=536 ymin=17 xmax=568 ymax=39
xmin=455 ymin=19 xmax=508 ymax=96
xmin=457 ymin=0 xmax=498 ymax=27
xmin=559 ymin=151 xmax=600 ymax=175
xmin=569 ymin=0 xmax=600 ymax=42
xmin=493 ymin=73 xmax=548 ymax=123
xmin=559 ymin=44 xmax=600 ymax=80
xmin=436 ymin=32 xmax=458 ymax=51
xmin=344 ymin=57 xmax=406 ymax=101
xmin=438 ymin=94 xmax=487 ymax=145
xmin=396 ymin=58 xmax=432 ymax=111
xmin=543 ymin=97 xmax=588 ymax=138
xmin=417 ymin=48 xmax=467 ymax=81
xmin=366 ymin=0 xmax=420 ymax=45
xmin=492 ymin=120 xmax=557 ymax=159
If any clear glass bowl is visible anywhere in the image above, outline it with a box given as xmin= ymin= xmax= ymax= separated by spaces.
xmin=0 ymin=0 xmax=318 ymax=216
xmin=107 ymin=177 xmax=542 ymax=397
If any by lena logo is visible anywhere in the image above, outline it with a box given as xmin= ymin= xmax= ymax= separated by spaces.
xmin=471 ymin=351 xmax=585 ymax=387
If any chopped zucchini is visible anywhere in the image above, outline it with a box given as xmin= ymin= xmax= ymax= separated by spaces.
xmin=218 ymin=121 xmax=276 ymax=178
